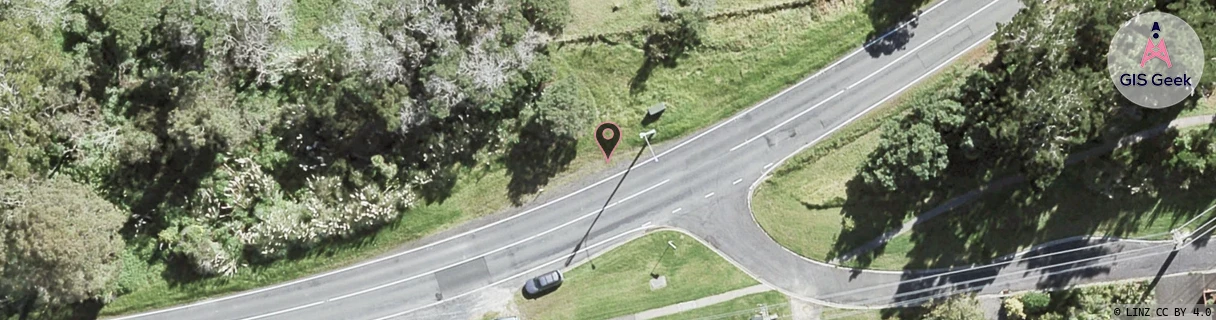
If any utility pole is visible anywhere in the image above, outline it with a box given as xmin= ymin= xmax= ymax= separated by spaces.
xmin=649 ymin=240 xmax=677 ymax=278
xmin=640 ymin=129 xmax=658 ymax=163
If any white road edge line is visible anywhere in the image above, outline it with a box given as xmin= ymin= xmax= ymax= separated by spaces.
xmin=729 ymin=90 xmax=845 ymax=151
xmin=322 ymin=179 xmax=671 ymax=302
xmin=110 ymin=0 xmax=961 ymax=318
xmin=672 ymin=208 xmax=683 ymax=214
xmin=231 ymin=179 xmax=670 ymax=319
xmin=728 ymin=0 xmax=1001 ymax=152
xmin=238 ymin=302 xmax=323 ymax=320
xmin=732 ymin=178 xmax=743 ymax=185
xmin=370 ymin=225 xmax=655 ymax=320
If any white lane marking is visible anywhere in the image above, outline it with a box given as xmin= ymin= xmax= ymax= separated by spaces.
xmin=369 ymin=225 xmax=654 ymax=320
xmin=732 ymin=178 xmax=743 ymax=185
xmin=704 ymin=192 xmax=715 ymax=199
xmin=763 ymin=162 xmax=774 ymax=169
xmin=111 ymin=1 xmax=964 ymax=319
xmin=237 ymin=302 xmax=323 ymax=320
xmin=727 ymin=0 xmax=1002 ymax=152
xmin=322 ymin=179 xmax=672 ymax=302
xmin=729 ymin=90 xmax=845 ymax=151
xmin=672 ymin=208 xmax=683 ymax=214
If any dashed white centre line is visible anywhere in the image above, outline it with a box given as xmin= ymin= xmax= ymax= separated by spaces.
xmin=726 ymin=0 xmax=1003 ymax=153
xmin=763 ymin=162 xmax=774 ymax=169
xmin=704 ymin=192 xmax=715 ymax=199
xmin=732 ymin=178 xmax=743 ymax=185
xmin=672 ymin=208 xmax=683 ymax=214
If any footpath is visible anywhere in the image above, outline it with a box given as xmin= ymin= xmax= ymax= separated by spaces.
xmin=609 ymin=284 xmax=772 ymax=320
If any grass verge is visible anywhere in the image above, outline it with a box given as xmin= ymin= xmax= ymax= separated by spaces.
xmin=653 ymin=291 xmax=789 ymax=320
xmin=554 ymin=0 xmax=875 ymax=156
xmin=105 ymin=0 xmax=916 ymax=315
xmin=516 ymin=230 xmax=757 ymax=320
xmin=566 ymin=0 xmax=799 ymax=38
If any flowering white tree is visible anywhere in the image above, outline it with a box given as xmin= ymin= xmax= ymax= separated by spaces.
xmin=205 ymin=0 xmax=297 ymax=83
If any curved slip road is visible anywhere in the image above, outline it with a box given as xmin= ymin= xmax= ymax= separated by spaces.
xmin=111 ymin=0 xmax=1215 ymax=319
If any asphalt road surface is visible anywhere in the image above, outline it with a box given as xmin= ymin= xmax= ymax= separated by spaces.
xmin=112 ymin=0 xmax=1216 ymax=319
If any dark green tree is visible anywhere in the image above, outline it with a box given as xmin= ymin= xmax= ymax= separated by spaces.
xmin=860 ymin=93 xmax=962 ymax=191
xmin=522 ymin=0 xmax=571 ymax=35
xmin=922 ymin=295 xmax=985 ymax=320
xmin=0 ymin=177 xmax=126 ymax=307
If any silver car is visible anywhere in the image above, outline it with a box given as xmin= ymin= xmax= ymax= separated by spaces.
xmin=523 ymin=270 xmax=563 ymax=296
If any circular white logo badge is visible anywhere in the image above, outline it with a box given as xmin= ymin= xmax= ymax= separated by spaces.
xmin=1107 ymin=11 xmax=1205 ymax=109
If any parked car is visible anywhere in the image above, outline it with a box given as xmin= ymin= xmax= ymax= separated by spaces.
xmin=523 ymin=270 xmax=563 ymax=296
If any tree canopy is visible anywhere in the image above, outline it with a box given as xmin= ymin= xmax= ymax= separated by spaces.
xmin=1 ymin=177 xmax=126 ymax=306
xmin=921 ymin=295 xmax=985 ymax=320
xmin=859 ymin=0 xmax=1216 ymax=192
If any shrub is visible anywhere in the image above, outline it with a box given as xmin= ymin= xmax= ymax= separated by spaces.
xmin=1020 ymin=292 xmax=1052 ymax=315
xmin=1002 ymin=296 xmax=1026 ymax=320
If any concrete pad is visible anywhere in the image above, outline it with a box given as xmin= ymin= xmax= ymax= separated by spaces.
xmin=650 ymin=276 xmax=668 ymax=291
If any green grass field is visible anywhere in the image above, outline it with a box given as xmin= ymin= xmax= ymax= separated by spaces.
xmin=104 ymin=0 xmax=921 ymax=315
xmin=516 ymin=230 xmax=758 ymax=320
xmin=565 ymin=0 xmax=817 ymax=38
xmin=554 ymin=1 xmax=874 ymax=156
xmin=647 ymin=290 xmax=891 ymax=320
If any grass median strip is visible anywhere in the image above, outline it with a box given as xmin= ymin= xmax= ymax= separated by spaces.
xmin=750 ymin=43 xmax=992 ymax=266
xmin=516 ymin=230 xmax=757 ymax=320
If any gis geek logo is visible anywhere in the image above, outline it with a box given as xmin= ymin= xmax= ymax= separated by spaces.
xmin=1108 ymin=12 xmax=1205 ymax=109
xmin=1140 ymin=22 xmax=1171 ymax=68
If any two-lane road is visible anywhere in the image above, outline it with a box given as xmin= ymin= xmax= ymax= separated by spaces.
xmin=113 ymin=0 xmax=1213 ymax=319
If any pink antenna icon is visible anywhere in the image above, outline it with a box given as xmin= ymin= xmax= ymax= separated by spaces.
xmin=1140 ymin=23 xmax=1172 ymax=68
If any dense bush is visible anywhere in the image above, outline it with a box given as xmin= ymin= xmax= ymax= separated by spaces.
xmin=1003 ymin=282 xmax=1153 ymax=319
xmin=921 ymin=295 xmax=985 ymax=320
xmin=642 ymin=0 xmax=711 ymax=64
xmin=1019 ymin=292 xmax=1052 ymax=315
xmin=0 ymin=0 xmax=584 ymax=314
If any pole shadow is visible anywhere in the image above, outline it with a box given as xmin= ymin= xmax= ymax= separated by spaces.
xmin=564 ymin=146 xmax=648 ymax=268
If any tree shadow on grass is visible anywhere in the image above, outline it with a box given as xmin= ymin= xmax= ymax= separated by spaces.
xmin=826 ymin=158 xmax=994 ymax=268
xmin=629 ymin=46 xmax=686 ymax=94
xmin=505 ymin=120 xmax=578 ymax=205
xmin=863 ymin=0 xmax=929 ymax=57
xmin=890 ymin=128 xmax=1216 ymax=292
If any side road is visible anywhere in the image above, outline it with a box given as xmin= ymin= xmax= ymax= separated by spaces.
xmin=668 ymin=110 xmax=1216 ymax=307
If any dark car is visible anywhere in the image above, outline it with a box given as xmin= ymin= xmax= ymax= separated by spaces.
xmin=523 ymin=270 xmax=563 ymax=296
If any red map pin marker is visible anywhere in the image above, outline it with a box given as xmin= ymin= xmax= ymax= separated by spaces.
xmin=595 ymin=122 xmax=621 ymax=163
